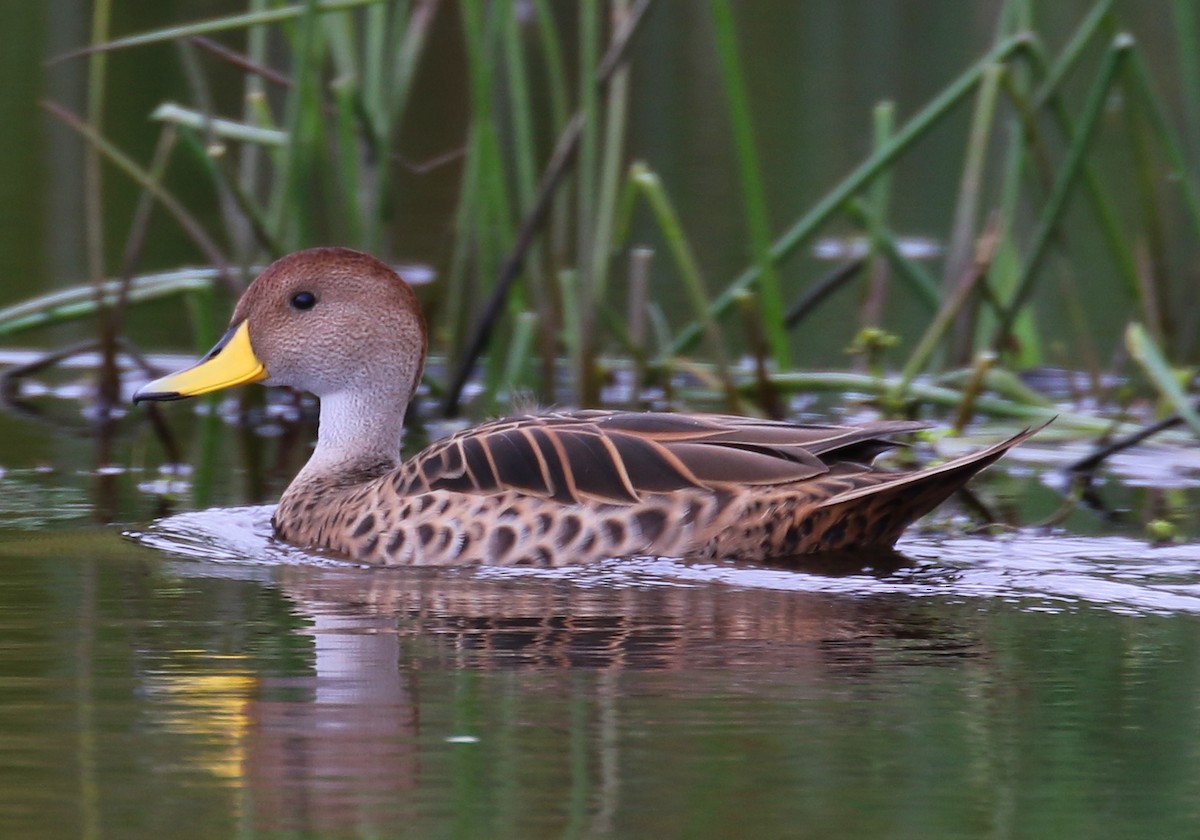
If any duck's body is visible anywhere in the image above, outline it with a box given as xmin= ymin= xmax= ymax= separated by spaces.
xmin=136 ymin=247 xmax=1037 ymax=566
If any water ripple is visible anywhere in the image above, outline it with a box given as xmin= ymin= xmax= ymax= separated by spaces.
xmin=128 ymin=506 xmax=1200 ymax=617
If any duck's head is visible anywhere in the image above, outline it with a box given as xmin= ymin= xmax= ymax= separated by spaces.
xmin=134 ymin=247 xmax=427 ymax=405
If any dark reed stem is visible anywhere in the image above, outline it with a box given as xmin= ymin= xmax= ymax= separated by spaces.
xmin=441 ymin=0 xmax=655 ymax=417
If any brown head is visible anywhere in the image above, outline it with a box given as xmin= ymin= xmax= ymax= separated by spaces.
xmin=134 ymin=247 xmax=427 ymax=406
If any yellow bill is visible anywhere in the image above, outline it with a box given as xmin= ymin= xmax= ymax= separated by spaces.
xmin=133 ymin=320 xmax=267 ymax=403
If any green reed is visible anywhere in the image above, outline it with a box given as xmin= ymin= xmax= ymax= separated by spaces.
xmin=6 ymin=0 xmax=1196 ymax=439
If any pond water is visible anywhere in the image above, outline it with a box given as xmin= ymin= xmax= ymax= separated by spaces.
xmin=1 ymin=410 xmax=1199 ymax=838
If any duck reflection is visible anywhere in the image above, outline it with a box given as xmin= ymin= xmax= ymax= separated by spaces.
xmin=222 ymin=555 xmax=976 ymax=833
xmin=241 ymin=604 xmax=419 ymax=831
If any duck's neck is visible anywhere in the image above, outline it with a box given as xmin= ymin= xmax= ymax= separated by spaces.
xmin=293 ymin=389 xmax=407 ymax=488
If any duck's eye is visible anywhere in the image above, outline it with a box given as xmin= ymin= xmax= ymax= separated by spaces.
xmin=290 ymin=291 xmax=317 ymax=311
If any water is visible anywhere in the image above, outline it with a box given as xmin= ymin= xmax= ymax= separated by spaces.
xmin=4 ymin=503 xmax=1200 ymax=839
xmin=2 ymin=370 xmax=1199 ymax=840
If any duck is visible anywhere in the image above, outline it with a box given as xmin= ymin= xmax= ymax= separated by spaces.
xmin=134 ymin=246 xmax=1039 ymax=566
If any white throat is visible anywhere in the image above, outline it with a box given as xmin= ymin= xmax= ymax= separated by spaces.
xmin=296 ymin=388 xmax=407 ymax=481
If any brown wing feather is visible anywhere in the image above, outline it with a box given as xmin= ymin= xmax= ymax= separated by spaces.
xmin=396 ymin=411 xmax=926 ymax=505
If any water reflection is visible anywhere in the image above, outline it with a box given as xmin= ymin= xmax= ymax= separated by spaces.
xmin=134 ymin=520 xmax=1200 ymax=838
xmin=4 ymin=512 xmax=1199 ymax=838
xmin=126 ymin=505 xmax=1200 ymax=833
xmin=271 ymin=561 xmax=973 ymax=671
xmin=138 ymin=502 xmax=987 ymax=835
xmin=162 ymin=558 xmax=977 ymax=835
xmin=242 ymin=608 xmax=419 ymax=833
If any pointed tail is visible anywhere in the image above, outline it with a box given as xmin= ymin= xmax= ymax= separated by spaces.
xmin=812 ymin=422 xmax=1047 ymax=549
